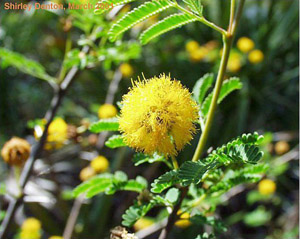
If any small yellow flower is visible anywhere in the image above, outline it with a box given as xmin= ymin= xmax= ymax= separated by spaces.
xmin=98 ymin=104 xmax=118 ymax=119
xmin=189 ymin=47 xmax=208 ymax=62
xmin=274 ymin=141 xmax=290 ymax=155
xmin=133 ymin=217 xmax=154 ymax=231
xmin=119 ymin=74 xmax=198 ymax=157
xmin=237 ymin=37 xmax=255 ymax=53
xmin=258 ymin=179 xmax=276 ymax=195
xmin=46 ymin=118 xmax=68 ymax=150
xmin=21 ymin=218 xmax=41 ymax=232
xmin=248 ymin=49 xmax=264 ymax=64
xmin=90 ymin=156 xmax=109 ymax=173
xmin=49 ymin=236 xmax=64 ymax=239
xmin=185 ymin=40 xmax=200 ymax=53
xmin=1 ymin=137 xmax=31 ymax=166
xmin=79 ymin=167 xmax=95 ymax=181
xmin=175 ymin=212 xmax=191 ymax=228
xmin=227 ymin=53 xmax=242 ymax=72
xmin=120 ymin=63 xmax=134 ymax=78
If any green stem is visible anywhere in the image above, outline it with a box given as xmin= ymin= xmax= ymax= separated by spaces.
xmin=191 ymin=0 xmax=246 ymax=162
xmin=192 ymin=35 xmax=232 ymax=161
xmin=228 ymin=0 xmax=236 ymax=31
xmin=171 ymin=156 xmax=179 ymax=170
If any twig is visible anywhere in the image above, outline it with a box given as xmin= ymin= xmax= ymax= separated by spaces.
xmin=62 ymin=195 xmax=85 ymax=239
xmin=105 ymin=70 xmax=122 ymax=104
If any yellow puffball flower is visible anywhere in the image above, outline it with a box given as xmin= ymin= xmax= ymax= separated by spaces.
xmin=274 ymin=141 xmax=290 ymax=155
xmin=189 ymin=47 xmax=209 ymax=62
xmin=41 ymin=118 xmax=68 ymax=150
xmin=227 ymin=53 xmax=242 ymax=72
xmin=98 ymin=104 xmax=118 ymax=119
xmin=21 ymin=218 xmax=41 ymax=232
xmin=79 ymin=167 xmax=96 ymax=181
xmin=90 ymin=156 xmax=109 ymax=173
xmin=119 ymin=74 xmax=198 ymax=157
xmin=120 ymin=63 xmax=134 ymax=78
xmin=237 ymin=37 xmax=255 ymax=53
xmin=133 ymin=217 xmax=154 ymax=231
xmin=248 ymin=49 xmax=264 ymax=64
xmin=1 ymin=137 xmax=31 ymax=166
xmin=20 ymin=230 xmax=41 ymax=239
xmin=185 ymin=40 xmax=200 ymax=53
xmin=49 ymin=236 xmax=64 ymax=239
xmin=258 ymin=179 xmax=276 ymax=195
xmin=175 ymin=212 xmax=191 ymax=228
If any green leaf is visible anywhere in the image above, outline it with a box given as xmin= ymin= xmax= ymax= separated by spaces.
xmin=73 ymin=172 xmax=147 ymax=198
xmin=105 ymin=135 xmax=127 ymax=148
xmin=165 ymin=188 xmax=180 ymax=204
xmin=201 ymin=133 xmax=264 ymax=165
xmin=192 ymin=73 xmax=214 ymax=104
xmin=151 ymin=170 xmax=179 ymax=193
xmin=140 ymin=13 xmax=197 ymax=45
xmin=191 ymin=213 xmax=226 ymax=233
xmin=94 ymin=0 xmax=136 ymax=15
xmin=183 ymin=0 xmax=203 ymax=16
xmin=180 ymin=133 xmax=265 ymax=186
xmin=0 ymin=48 xmax=56 ymax=82
xmin=108 ymin=0 xmax=175 ymax=41
xmin=121 ymin=180 xmax=147 ymax=192
xmin=243 ymin=206 xmax=272 ymax=227
xmin=89 ymin=118 xmax=119 ymax=133
xmin=132 ymin=152 xmax=171 ymax=167
xmin=73 ymin=173 xmax=113 ymax=197
xmin=209 ymin=174 xmax=262 ymax=196
xmin=178 ymin=161 xmax=218 ymax=186
xmin=201 ymin=77 xmax=242 ymax=118
xmin=122 ymin=202 xmax=154 ymax=227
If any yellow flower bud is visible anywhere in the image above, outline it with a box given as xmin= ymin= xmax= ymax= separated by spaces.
xmin=90 ymin=156 xmax=109 ymax=173
xmin=79 ymin=167 xmax=96 ymax=181
xmin=175 ymin=212 xmax=191 ymax=228
xmin=248 ymin=49 xmax=264 ymax=64
xmin=227 ymin=53 xmax=242 ymax=72
xmin=133 ymin=217 xmax=154 ymax=231
xmin=120 ymin=63 xmax=134 ymax=78
xmin=185 ymin=40 xmax=200 ymax=53
xmin=274 ymin=141 xmax=290 ymax=155
xmin=49 ymin=236 xmax=64 ymax=239
xmin=189 ymin=47 xmax=208 ymax=62
xmin=21 ymin=218 xmax=41 ymax=232
xmin=46 ymin=118 xmax=68 ymax=150
xmin=1 ymin=137 xmax=31 ymax=166
xmin=98 ymin=104 xmax=118 ymax=119
xmin=237 ymin=37 xmax=255 ymax=53
xmin=258 ymin=179 xmax=276 ymax=195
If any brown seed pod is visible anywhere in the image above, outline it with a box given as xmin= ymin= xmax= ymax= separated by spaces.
xmin=1 ymin=137 xmax=31 ymax=166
